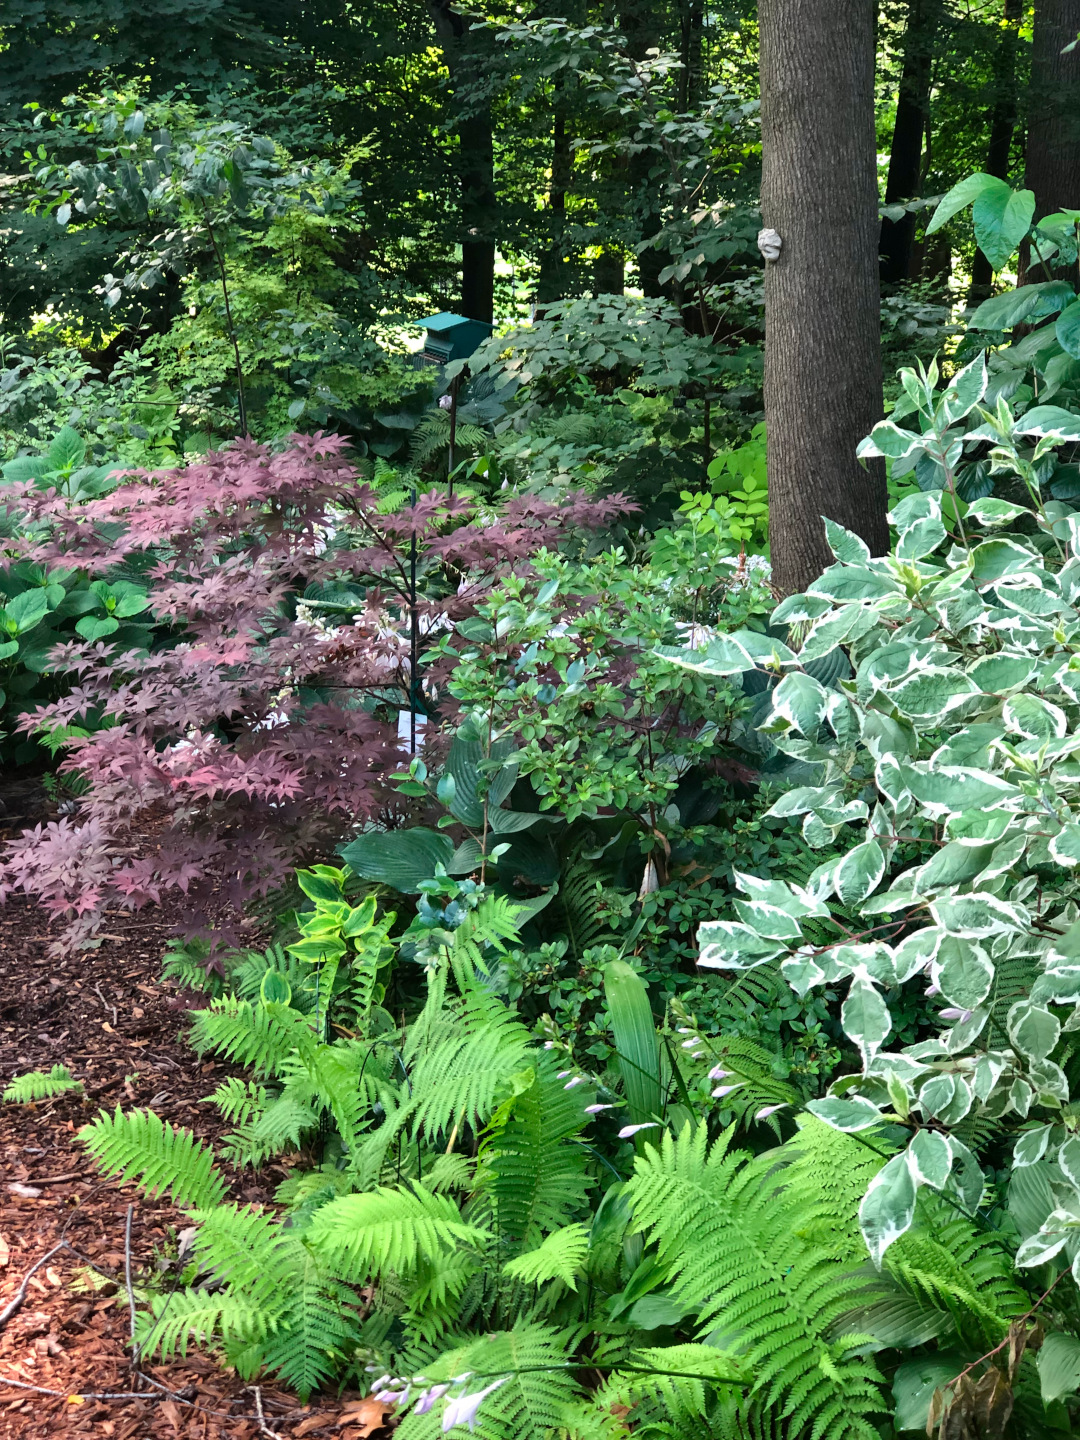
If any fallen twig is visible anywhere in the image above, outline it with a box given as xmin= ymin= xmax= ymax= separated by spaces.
xmin=253 ymin=1385 xmax=278 ymax=1436
xmin=0 ymin=1242 xmax=67 ymax=1328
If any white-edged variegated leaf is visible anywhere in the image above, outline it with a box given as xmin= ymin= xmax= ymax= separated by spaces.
xmin=842 ymin=971 xmax=891 ymax=1071
xmin=805 ymin=1095 xmax=885 ymax=1132
xmin=697 ymin=921 xmax=786 ymax=971
xmin=834 ymin=839 xmax=886 ymax=907
xmin=859 ymin=1152 xmax=917 ymax=1267
xmin=906 ymin=1129 xmax=953 ymax=1188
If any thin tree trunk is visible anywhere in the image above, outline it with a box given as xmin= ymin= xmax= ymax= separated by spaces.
xmin=677 ymin=0 xmax=704 ymax=113
xmin=759 ymin=0 xmax=888 ymax=596
xmin=537 ymin=82 xmax=571 ymax=307
xmin=619 ymin=0 xmax=667 ymax=297
xmin=428 ymin=0 xmax=497 ymax=323
xmin=1018 ymin=0 xmax=1080 ymax=283
xmin=970 ymin=0 xmax=1023 ymax=302
xmin=880 ymin=0 xmax=939 ymax=285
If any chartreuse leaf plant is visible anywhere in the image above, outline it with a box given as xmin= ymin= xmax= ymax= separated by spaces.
xmin=656 ymin=356 xmax=1080 ymax=1433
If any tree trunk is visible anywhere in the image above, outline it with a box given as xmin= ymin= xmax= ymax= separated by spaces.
xmin=1027 ymin=0 xmax=1080 ymax=217
xmin=970 ymin=0 xmax=1023 ymax=302
xmin=880 ymin=0 xmax=938 ymax=285
xmin=677 ymin=0 xmax=704 ymax=113
xmin=428 ymin=0 xmax=497 ymax=323
xmin=537 ymin=83 xmax=571 ymax=307
xmin=759 ymin=0 xmax=888 ymax=596
xmin=619 ymin=0 xmax=667 ymax=297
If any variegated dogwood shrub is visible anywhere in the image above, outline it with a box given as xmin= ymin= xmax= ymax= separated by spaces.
xmin=661 ymin=353 xmax=1080 ymax=1281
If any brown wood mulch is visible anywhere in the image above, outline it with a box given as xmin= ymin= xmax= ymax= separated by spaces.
xmin=0 ymin=785 xmax=389 ymax=1440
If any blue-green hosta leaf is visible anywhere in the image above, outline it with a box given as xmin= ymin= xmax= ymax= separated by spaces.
xmin=805 ymin=1095 xmax=885 ymax=1132
xmin=835 ymin=839 xmax=886 ymax=906
xmin=890 ymin=666 xmax=978 ymax=719
xmin=1003 ymin=692 xmax=1067 ymax=740
xmin=859 ymin=1152 xmax=916 ymax=1267
xmin=907 ymin=1129 xmax=953 ymax=1188
xmin=971 ymin=538 xmax=1039 ymax=585
xmin=901 ymin=765 xmax=1020 ymax=813
xmin=1008 ymin=1001 xmax=1061 ymax=1063
xmin=339 ymin=828 xmax=455 ymax=894
xmin=966 ymin=652 xmax=1037 ymax=694
xmin=935 ymin=936 xmax=994 ymax=1009
xmin=895 ymin=515 xmax=947 ymax=560
xmin=697 ymin=920 xmax=786 ymax=970
xmin=823 ymin=518 xmax=871 ymax=563
xmin=766 ymin=671 xmax=829 ymax=736
xmin=930 ymin=893 xmax=1028 ymax=938
xmin=939 ymin=353 xmax=988 ymax=426
xmin=842 ymin=972 xmax=892 ymax=1070
xmin=1038 ymin=1332 xmax=1080 ymax=1405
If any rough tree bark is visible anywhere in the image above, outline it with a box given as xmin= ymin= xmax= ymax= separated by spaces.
xmin=759 ymin=0 xmax=888 ymax=595
xmin=537 ymin=81 xmax=571 ymax=307
xmin=1026 ymin=0 xmax=1080 ymax=219
xmin=880 ymin=0 xmax=939 ymax=285
xmin=969 ymin=0 xmax=1023 ymax=302
xmin=427 ymin=0 xmax=497 ymax=323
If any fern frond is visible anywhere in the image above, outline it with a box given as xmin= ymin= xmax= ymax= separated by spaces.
xmin=136 ymin=1286 xmax=268 ymax=1362
xmin=306 ymin=1182 xmax=490 ymax=1281
xmin=503 ymin=1223 xmax=589 ymax=1290
xmin=260 ymin=1252 xmax=361 ymax=1401
xmin=220 ymin=1093 xmax=319 ymax=1169
xmin=80 ymin=1108 xmax=227 ymax=1209
xmin=3 ymin=1065 xmax=82 ymax=1103
xmin=627 ymin=1121 xmax=887 ymax=1440
xmin=479 ymin=1053 xmax=593 ymax=1245
xmin=189 ymin=994 xmax=312 ymax=1076
xmin=396 ymin=1324 xmax=581 ymax=1440
xmin=208 ymin=1076 xmax=269 ymax=1126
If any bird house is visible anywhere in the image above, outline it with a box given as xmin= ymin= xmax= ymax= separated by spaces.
xmin=413 ymin=312 xmax=493 ymax=366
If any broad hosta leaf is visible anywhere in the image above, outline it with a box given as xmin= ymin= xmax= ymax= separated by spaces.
xmin=339 ymin=829 xmax=454 ymax=894
xmin=1038 ymin=1333 xmax=1080 ymax=1405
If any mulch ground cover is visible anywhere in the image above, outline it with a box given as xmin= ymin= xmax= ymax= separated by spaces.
xmin=0 ymin=781 xmax=390 ymax=1440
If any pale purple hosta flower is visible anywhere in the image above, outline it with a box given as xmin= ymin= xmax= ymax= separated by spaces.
xmin=712 ymin=1083 xmax=744 ymax=1099
xmin=585 ymin=1103 xmax=615 ymax=1114
xmin=755 ymin=1103 xmax=789 ymax=1120
xmin=681 ymin=1038 xmax=702 ymax=1049
xmin=925 ymin=982 xmax=941 ymax=997
xmin=708 ymin=1065 xmax=731 ymax=1080
xmin=442 ymin=1378 xmax=509 ymax=1432
xmin=415 ymin=1384 xmax=450 ymax=1415
xmin=564 ymin=1075 xmax=585 ymax=1089
xmin=940 ymin=1007 xmax=973 ymax=1023
xmin=618 ymin=1122 xmax=660 ymax=1138
xmin=556 ymin=1070 xmax=571 ymax=1078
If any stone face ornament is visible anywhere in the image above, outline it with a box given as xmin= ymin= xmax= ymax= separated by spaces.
xmin=757 ymin=227 xmax=783 ymax=262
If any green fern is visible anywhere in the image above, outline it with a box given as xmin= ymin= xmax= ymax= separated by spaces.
xmin=479 ymin=1052 xmax=593 ymax=1245
xmin=80 ymin=1108 xmax=227 ymax=1209
xmin=396 ymin=1324 xmax=581 ymax=1440
xmin=306 ymin=1182 xmax=490 ymax=1280
xmin=3 ymin=1064 xmax=82 ymax=1102
xmin=627 ymin=1120 xmax=887 ymax=1440
xmin=189 ymin=993 xmax=312 ymax=1076
xmin=503 ymin=1223 xmax=589 ymax=1290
